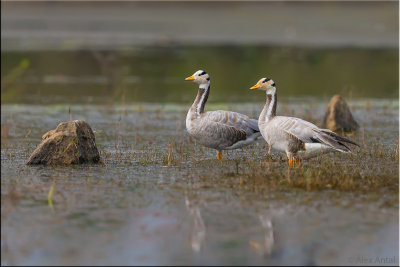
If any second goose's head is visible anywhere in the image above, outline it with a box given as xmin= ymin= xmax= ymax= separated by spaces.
xmin=185 ymin=70 xmax=210 ymax=86
xmin=250 ymin=78 xmax=276 ymax=94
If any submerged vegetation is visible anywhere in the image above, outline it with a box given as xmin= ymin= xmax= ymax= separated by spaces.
xmin=2 ymin=101 xmax=397 ymax=195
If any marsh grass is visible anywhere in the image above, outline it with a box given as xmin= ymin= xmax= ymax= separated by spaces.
xmin=47 ymin=182 xmax=55 ymax=209
xmin=1 ymin=101 xmax=398 ymax=209
xmin=161 ymin=141 xmax=185 ymax=167
xmin=199 ymin=138 xmax=397 ymax=193
xmin=96 ymin=128 xmax=398 ymax=195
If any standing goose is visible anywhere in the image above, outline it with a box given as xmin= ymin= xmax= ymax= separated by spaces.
xmin=250 ymin=77 xmax=359 ymax=167
xmin=184 ymin=70 xmax=261 ymax=160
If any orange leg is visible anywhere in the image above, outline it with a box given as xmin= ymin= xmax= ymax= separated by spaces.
xmin=288 ymin=158 xmax=294 ymax=167
xmin=217 ymin=151 xmax=222 ymax=160
xmin=288 ymin=158 xmax=301 ymax=167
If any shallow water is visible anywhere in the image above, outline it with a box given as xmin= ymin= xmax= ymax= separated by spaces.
xmin=1 ymin=100 xmax=398 ymax=265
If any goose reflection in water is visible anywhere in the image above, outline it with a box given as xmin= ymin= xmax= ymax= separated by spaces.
xmin=185 ymin=195 xmax=206 ymax=253
xmin=259 ymin=214 xmax=274 ymax=255
xmin=249 ymin=214 xmax=276 ymax=256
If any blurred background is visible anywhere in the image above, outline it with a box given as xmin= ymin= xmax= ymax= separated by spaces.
xmin=1 ymin=1 xmax=399 ymax=105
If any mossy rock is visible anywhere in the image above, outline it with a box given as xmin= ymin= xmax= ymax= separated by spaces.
xmin=27 ymin=120 xmax=100 ymax=165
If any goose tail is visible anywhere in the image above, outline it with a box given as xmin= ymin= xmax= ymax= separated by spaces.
xmin=314 ymin=129 xmax=359 ymax=153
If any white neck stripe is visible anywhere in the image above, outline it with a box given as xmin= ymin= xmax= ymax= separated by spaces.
xmin=199 ymin=83 xmax=209 ymax=89
xmin=197 ymin=83 xmax=209 ymax=114
xmin=266 ymin=92 xmax=275 ymax=123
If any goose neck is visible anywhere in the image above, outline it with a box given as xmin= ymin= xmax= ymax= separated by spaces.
xmin=191 ymin=83 xmax=210 ymax=116
xmin=259 ymin=91 xmax=277 ymax=124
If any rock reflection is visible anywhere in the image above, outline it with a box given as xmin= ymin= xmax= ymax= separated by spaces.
xmin=185 ymin=195 xmax=206 ymax=253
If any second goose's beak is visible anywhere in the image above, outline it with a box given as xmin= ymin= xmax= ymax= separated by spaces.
xmin=250 ymin=83 xmax=260 ymax=90
xmin=185 ymin=75 xmax=195 ymax=81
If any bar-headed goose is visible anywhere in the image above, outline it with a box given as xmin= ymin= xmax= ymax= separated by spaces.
xmin=250 ymin=77 xmax=359 ymax=167
xmin=184 ymin=70 xmax=261 ymax=160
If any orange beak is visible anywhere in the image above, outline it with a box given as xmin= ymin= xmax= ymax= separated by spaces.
xmin=185 ymin=75 xmax=195 ymax=81
xmin=250 ymin=83 xmax=260 ymax=90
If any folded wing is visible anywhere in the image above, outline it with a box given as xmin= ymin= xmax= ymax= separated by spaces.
xmin=271 ymin=116 xmax=359 ymax=152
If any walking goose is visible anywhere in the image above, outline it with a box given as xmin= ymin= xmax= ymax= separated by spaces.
xmin=184 ymin=70 xmax=261 ymax=160
xmin=250 ymin=77 xmax=359 ymax=167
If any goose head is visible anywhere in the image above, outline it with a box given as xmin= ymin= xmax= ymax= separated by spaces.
xmin=250 ymin=78 xmax=276 ymax=94
xmin=185 ymin=70 xmax=210 ymax=85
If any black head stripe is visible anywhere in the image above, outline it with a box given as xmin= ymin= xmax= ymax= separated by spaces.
xmin=271 ymin=82 xmax=276 ymax=87
xmin=263 ymin=78 xmax=271 ymax=83
xmin=199 ymin=71 xmax=207 ymax=76
xmin=206 ymin=77 xmax=210 ymax=81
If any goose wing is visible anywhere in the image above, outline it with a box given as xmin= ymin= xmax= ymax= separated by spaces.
xmin=203 ymin=110 xmax=260 ymax=136
xmin=193 ymin=110 xmax=260 ymax=147
xmin=271 ymin=116 xmax=359 ymax=152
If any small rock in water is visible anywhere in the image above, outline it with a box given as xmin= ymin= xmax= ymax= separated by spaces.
xmin=27 ymin=120 xmax=100 ymax=165
xmin=1 ymin=124 xmax=12 ymax=139
xmin=322 ymin=95 xmax=359 ymax=132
